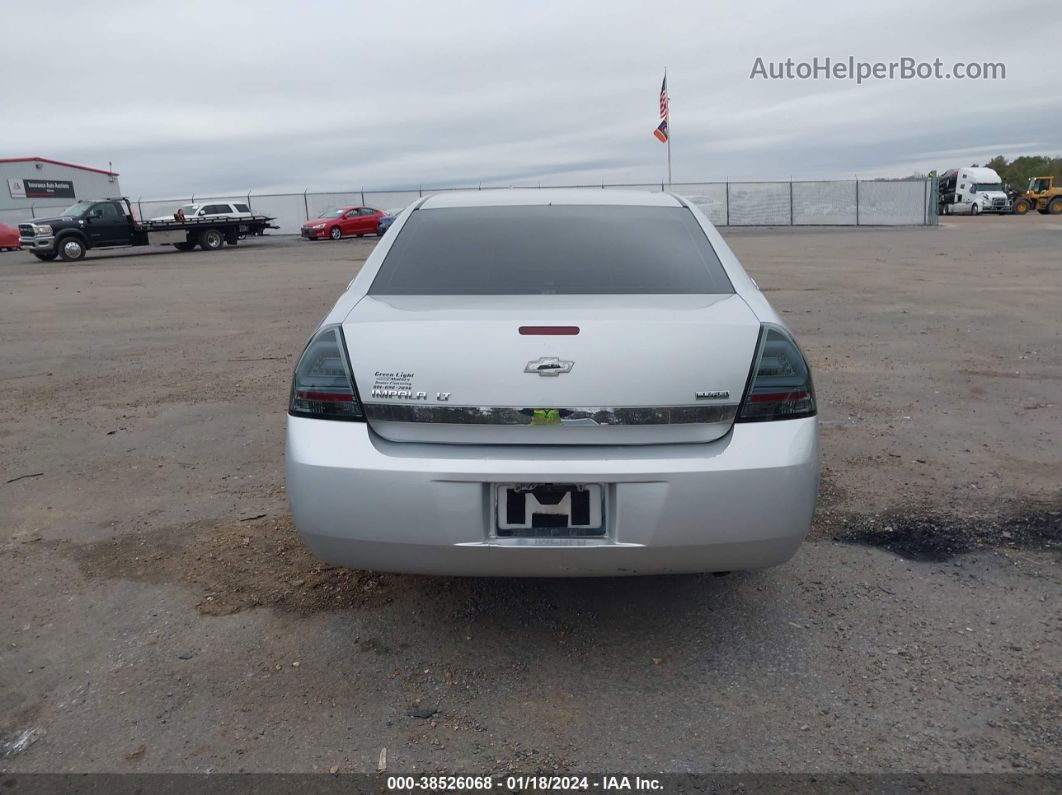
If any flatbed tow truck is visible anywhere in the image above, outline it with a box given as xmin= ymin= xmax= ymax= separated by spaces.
xmin=18 ymin=197 xmax=278 ymax=262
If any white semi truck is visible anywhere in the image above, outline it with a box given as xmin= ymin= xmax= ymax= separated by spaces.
xmin=937 ymin=167 xmax=1010 ymax=215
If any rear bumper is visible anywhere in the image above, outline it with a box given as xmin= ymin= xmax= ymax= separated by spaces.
xmin=286 ymin=416 xmax=819 ymax=576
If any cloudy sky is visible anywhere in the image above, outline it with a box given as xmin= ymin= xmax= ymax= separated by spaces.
xmin=5 ymin=0 xmax=1059 ymax=197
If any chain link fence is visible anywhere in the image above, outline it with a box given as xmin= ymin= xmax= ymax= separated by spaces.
xmin=1 ymin=179 xmax=936 ymax=232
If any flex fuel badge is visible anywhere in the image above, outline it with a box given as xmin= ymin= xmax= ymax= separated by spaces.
xmin=531 ymin=409 xmax=562 ymax=425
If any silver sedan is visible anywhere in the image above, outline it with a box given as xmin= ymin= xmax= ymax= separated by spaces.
xmin=286 ymin=189 xmax=818 ymax=576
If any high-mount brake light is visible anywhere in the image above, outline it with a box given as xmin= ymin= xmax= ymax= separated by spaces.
xmin=737 ymin=324 xmax=817 ymax=422
xmin=519 ymin=326 xmax=580 ymax=335
xmin=288 ymin=326 xmax=364 ymax=421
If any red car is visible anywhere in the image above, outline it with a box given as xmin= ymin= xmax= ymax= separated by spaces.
xmin=301 ymin=207 xmax=384 ymax=240
xmin=0 ymin=223 xmax=20 ymax=251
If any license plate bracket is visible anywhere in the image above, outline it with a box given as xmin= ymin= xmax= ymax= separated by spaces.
xmin=495 ymin=483 xmax=604 ymax=537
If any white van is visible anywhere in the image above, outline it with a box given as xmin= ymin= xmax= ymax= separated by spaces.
xmin=938 ymin=167 xmax=1009 ymax=215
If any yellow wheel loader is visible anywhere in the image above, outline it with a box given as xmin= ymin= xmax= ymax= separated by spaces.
xmin=1012 ymin=176 xmax=1062 ymax=215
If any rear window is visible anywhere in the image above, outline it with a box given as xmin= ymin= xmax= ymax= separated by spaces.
xmin=369 ymin=205 xmax=733 ymax=295
xmin=233 ymin=203 xmax=251 ymax=213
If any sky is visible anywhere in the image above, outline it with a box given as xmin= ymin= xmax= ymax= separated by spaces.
xmin=4 ymin=0 xmax=1060 ymax=198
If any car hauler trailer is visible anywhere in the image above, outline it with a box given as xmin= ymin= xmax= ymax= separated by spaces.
xmin=18 ymin=197 xmax=278 ymax=261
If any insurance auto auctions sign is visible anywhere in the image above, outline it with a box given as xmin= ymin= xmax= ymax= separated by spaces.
xmin=8 ymin=178 xmax=76 ymax=199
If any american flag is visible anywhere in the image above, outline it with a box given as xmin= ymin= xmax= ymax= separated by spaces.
xmin=653 ymin=74 xmax=669 ymax=143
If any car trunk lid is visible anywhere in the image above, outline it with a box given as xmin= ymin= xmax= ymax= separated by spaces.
xmin=343 ymin=294 xmax=760 ymax=445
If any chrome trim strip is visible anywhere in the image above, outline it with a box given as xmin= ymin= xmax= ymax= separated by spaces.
xmin=363 ymin=404 xmax=739 ymax=426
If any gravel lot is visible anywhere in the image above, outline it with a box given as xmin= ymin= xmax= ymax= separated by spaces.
xmin=1 ymin=217 xmax=1059 ymax=775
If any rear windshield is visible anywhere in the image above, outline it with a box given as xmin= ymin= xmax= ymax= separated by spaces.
xmin=369 ymin=205 xmax=733 ymax=295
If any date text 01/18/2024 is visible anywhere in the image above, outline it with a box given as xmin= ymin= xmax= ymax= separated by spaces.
xmin=385 ymin=774 xmax=664 ymax=790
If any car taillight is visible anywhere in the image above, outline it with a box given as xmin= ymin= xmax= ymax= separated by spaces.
xmin=288 ymin=325 xmax=364 ymax=421
xmin=737 ymin=324 xmax=816 ymax=422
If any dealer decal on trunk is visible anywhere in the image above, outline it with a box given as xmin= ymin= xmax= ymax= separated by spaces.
xmin=369 ymin=371 xmax=452 ymax=401
xmin=370 ymin=371 xmax=426 ymax=400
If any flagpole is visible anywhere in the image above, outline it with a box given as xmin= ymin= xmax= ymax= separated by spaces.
xmin=665 ymin=68 xmax=672 ymax=187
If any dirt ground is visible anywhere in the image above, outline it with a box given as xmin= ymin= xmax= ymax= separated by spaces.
xmin=0 ymin=216 xmax=1059 ymax=775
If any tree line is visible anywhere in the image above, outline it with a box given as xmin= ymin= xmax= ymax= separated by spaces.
xmin=981 ymin=155 xmax=1062 ymax=188
xmin=880 ymin=154 xmax=1061 ymax=186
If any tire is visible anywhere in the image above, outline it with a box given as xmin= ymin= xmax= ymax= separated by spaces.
xmin=198 ymin=228 xmax=224 ymax=251
xmin=1013 ymin=199 xmax=1031 ymax=215
xmin=33 ymin=251 xmax=58 ymax=261
xmin=174 ymin=241 xmax=197 ymax=252
xmin=58 ymin=236 xmax=87 ymax=262
xmin=970 ymin=204 xmax=979 ymax=216
xmin=329 ymin=226 xmax=342 ymax=240
xmin=1049 ymin=198 xmax=1062 ymax=215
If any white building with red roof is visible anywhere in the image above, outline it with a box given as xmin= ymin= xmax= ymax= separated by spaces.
xmin=0 ymin=157 xmax=121 ymax=226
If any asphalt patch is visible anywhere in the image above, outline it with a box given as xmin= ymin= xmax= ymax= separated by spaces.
xmin=835 ymin=507 xmax=1061 ymax=562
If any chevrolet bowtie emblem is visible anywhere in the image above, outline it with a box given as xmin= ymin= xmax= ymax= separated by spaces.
xmin=524 ymin=357 xmax=574 ymax=376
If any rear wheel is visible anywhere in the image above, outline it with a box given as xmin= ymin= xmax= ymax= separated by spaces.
xmin=33 ymin=251 xmax=58 ymax=261
xmin=330 ymin=226 xmax=342 ymax=240
xmin=970 ymin=204 xmax=980 ymax=216
xmin=1049 ymin=198 xmax=1062 ymax=215
xmin=1013 ymin=198 xmax=1032 ymax=215
xmin=174 ymin=241 xmax=197 ymax=252
xmin=198 ymin=228 xmax=224 ymax=251
xmin=58 ymin=237 xmax=87 ymax=262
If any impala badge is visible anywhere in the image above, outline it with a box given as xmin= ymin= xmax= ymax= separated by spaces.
xmin=695 ymin=390 xmax=730 ymax=400
xmin=524 ymin=357 xmax=574 ymax=377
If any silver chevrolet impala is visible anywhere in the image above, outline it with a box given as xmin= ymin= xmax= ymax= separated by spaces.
xmin=286 ymin=189 xmax=818 ymax=576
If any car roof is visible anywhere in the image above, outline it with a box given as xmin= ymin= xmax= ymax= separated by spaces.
xmin=419 ymin=188 xmax=683 ymax=209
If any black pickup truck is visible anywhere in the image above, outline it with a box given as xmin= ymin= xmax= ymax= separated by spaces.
xmin=18 ymin=197 xmax=277 ymax=261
